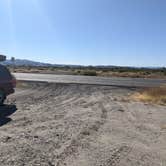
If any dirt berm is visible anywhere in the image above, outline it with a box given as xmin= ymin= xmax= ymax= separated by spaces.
xmin=0 ymin=82 xmax=165 ymax=166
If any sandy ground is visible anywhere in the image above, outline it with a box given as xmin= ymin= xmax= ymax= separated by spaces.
xmin=0 ymin=82 xmax=166 ymax=166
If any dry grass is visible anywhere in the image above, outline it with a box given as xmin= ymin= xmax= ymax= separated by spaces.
xmin=99 ymin=71 xmax=166 ymax=78
xmin=16 ymin=81 xmax=30 ymax=89
xmin=132 ymin=85 xmax=166 ymax=105
xmin=160 ymin=124 xmax=166 ymax=130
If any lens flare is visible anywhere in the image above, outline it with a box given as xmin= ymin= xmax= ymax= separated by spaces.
xmin=5 ymin=0 xmax=17 ymax=50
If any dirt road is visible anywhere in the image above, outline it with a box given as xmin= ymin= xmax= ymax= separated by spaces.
xmin=0 ymin=82 xmax=166 ymax=166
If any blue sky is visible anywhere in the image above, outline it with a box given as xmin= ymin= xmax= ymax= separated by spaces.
xmin=0 ymin=0 xmax=166 ymax=66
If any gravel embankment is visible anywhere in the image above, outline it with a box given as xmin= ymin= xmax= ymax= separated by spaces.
xmin=0 ymin=82 xmax=165 ymax=166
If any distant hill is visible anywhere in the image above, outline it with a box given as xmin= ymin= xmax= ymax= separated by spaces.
xmin=0 ymin=59 xmax=55 ymax=67
xmin=0 ymin=59 xmax=85 ymax=68
xmin=0 ymin=59 xmax=165 ymax=69
xmin=0 ymin=59 xmax=116 ymax=68
xmin=0 ymin=59 xmax=90 ymax=68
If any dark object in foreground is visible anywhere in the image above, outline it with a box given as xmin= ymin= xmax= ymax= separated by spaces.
xmin=0 ymin=105 xmax=17 ymax=126
xmin=0 ymin=64 xmax=16 ymax=105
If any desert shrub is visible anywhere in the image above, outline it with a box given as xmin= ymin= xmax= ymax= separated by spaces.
xmin=76 ymin=70 xmax=81 ymax=74
xmin=161 ymin=68 xmax=166 ymax=75
xmin=101 ymin=69 xmax=110 ymax=72
xmin=82 ymin=70 xmax=97 ymax=76
xmin=132 ymin=85 xmax=166 ymax=105
xmin=49 ymin=67 xmax=55 ymax=71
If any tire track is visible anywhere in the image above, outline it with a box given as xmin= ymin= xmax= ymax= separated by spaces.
xmin=56 ymin=103 xmax=108 ymax=166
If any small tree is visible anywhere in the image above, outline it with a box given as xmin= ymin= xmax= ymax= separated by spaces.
xmin=11 ymin=57 xmax=15 ymax=62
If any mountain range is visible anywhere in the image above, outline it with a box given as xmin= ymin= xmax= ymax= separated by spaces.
xmin=0 ymin=59 xmax=164 ymax=69
xmin=0 ymin=59 xmax=54 ymax=67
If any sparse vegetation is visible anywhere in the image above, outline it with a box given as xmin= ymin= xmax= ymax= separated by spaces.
xmin=7 ymin=65 xmax=166 ymax=79
xmin=132 ymin=85 xmax=166 ymax=105
xmin=80 ymin=70 xmax=97 ymax=76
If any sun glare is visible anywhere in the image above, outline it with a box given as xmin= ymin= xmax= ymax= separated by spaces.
xmin=4 ymin=0 xmax=17 ymax=50
xmin=3 ymin=0 xmax=55 ymax=51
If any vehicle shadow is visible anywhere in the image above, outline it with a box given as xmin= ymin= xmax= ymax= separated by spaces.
xmin=0 ymin=105 xmax=17 ymax=127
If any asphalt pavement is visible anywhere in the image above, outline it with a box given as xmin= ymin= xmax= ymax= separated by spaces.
xmin=13 ymin=73 xmax=166 ymax=88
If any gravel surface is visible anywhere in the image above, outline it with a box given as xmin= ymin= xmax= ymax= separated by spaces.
xmin=0 ymin=82 xmax=166 ymax=166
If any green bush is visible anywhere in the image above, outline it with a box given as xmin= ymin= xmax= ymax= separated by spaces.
xmin=82 ymin=70 xmax=97 ymax=76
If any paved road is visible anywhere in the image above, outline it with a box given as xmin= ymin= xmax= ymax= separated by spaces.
xmin=13 ymin=73 xmax=166 ymax=88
